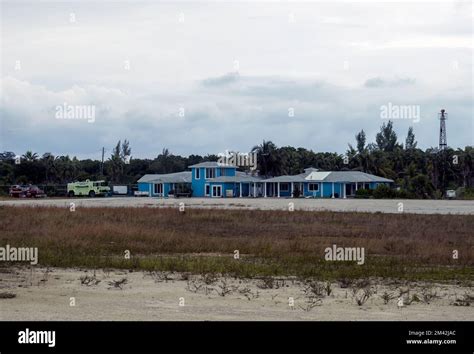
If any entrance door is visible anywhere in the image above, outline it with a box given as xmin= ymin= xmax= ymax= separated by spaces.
xmin=212 ymin=185 xmax=222 ymax=197
xmin=345 ymin=183 xmax=353 ymax=197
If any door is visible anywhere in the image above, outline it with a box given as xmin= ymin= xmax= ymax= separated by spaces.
xmin=345 ymin=183 xmax=353 ymax=197
xmin=212 ymin=185 xmax=222 ymax=197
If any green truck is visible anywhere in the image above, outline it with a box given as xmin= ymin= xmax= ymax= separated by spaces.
xmin=67 ymin=180 xmax=110 ymax=197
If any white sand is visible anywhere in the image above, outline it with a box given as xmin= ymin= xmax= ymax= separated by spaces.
xmin=0 ymin=267 xmax=472 ymax=321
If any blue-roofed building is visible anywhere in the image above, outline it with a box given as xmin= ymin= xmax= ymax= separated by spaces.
xmin=137 ymin=162 xmax=393 ymax=198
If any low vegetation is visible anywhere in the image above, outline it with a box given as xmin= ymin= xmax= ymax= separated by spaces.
xmin=0 ymin=206 xmax=472 ymax=281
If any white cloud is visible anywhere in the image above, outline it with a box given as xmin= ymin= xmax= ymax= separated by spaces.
xmin=1 ymin=0 xmax=472 ymax=157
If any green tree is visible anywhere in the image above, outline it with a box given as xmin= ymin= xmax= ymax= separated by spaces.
xmin=252 ymin=140 xmax=279 ymax=177
xmin=22 ymin=151 xmax=39 ymax=162
xmin=376 ymin=121 xmax=399 ymax=152
xmin=405 ymin=127 xmax=417 ymax=150
xmin=356 ymin=129 xmax=366 ymax=153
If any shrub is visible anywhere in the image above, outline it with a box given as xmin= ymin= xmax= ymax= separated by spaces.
xmin=395 ymin=189 xmax=415 ymax=199
xmin=408 ymin=174 xmax=435 ymax=199
xmin=373 ymin=184 xmax=395 ymax=199
xmin=459 ymin=187 xmax=474 ymax=200
xmin=355 ymin=188 xmax=372 ymax=199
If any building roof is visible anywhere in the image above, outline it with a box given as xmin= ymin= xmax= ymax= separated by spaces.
xmin=138 ymin=167 xmax=393 ymax=185
xmin=263 ymin=171 xmax=393 ymax=183
xmin=322 ymin=171 xmax=393 ymax=183
xmin=137 ymin=171 xmax=192 ymax=184
xmin=305 ymin=171 xmax=331 ymax=181
xmin=188 ymin=161 xmax=236 ymax=168
xmin=263 ymin=175 xmax=307 ymax=183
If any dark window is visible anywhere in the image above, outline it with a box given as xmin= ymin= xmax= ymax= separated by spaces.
xmin=206 ymin=168 xmax=215 ymax=179
xmin=154 ymin=184 xmax=163 ymax=194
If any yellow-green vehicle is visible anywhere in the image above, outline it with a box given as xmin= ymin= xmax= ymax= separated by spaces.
xmin=67 ymin=180 xmax=110 ymax=197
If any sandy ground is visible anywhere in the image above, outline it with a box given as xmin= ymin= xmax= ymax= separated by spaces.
xmin=0 ymin=267 xmax=472 ymax=321
xmin=1 ymin=197 xmax=473 ymax=214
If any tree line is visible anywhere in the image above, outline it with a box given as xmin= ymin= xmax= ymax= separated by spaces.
xmin=1 ymin=121 xmax=473 ymax=198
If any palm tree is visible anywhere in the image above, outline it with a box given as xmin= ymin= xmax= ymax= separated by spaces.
xmin=41 ymin=153 xmax=56 ymax=182
xmin=22 ymin=151 xmax=39 ymax=162
xmin=251 ymin=140 xmax=279 ymax=177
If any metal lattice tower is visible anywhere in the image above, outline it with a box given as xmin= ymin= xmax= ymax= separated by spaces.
xmin=438 ymin=109 xmax=447 ymax=150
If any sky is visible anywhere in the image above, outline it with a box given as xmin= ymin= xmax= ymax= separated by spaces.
xmin=1 ymin=0 xmax=473 ymax=160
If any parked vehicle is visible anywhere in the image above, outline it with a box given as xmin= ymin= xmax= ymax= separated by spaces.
xmin=446 ymin=190 xmax=456 ymax=199
xmin=112 ymin=185 xmax=128 ymax=195
xmin=9 ymin=185 xmax=28 ymax=198
xmin=9 ymin=185 xmax=46 ymax=198
xmin=67 ymin=180 xmax=110 ymax=197
xmin=25 ymin=185 xmax=46 ymax=198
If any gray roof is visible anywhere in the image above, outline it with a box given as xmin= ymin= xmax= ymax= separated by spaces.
xmin=137 ymin=171 xmax=192 ymax=184
xmin=263 ymin=171 xmax=393 ymax=183
xmin=138 ymin=169 xmax=393 ymax=185
xmin=188 ymin=161 xmax=236 ymax=168
xmin=323 ymin=171 xmax=393 ymax=183
xmin=263 ymin=175 xmax=307 ymax=183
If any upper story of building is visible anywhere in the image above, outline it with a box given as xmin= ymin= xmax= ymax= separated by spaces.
xmin=188 ymin=161 xmax=238 ymax=196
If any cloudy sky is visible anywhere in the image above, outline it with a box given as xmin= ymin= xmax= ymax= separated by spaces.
xmin=1 ymin=0 xmax=472 ymax=160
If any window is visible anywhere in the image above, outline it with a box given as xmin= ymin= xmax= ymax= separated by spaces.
xmin=280 ymin=183 xmax=289 ymax=192
xmin=308 ymin=183 xmax=319 ymax=191
xmin=154 ymin=183 xmax=163 ymax=194
xmin=195 ymin=168 xmax=200 ymax=179
xmin=205 ymin=168 xmax=215 ymax=179
xmin=220 ymin=168 xmax=227 ymax=176
xmin=205 ymin=184 xmax=210 ymax=196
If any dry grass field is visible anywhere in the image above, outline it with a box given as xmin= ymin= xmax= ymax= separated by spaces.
xmin=0 ymin=206 xmax=472 ymax=281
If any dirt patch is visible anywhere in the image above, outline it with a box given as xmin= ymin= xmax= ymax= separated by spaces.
xmin=0 ymin=267 xmax=472 ymax=321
